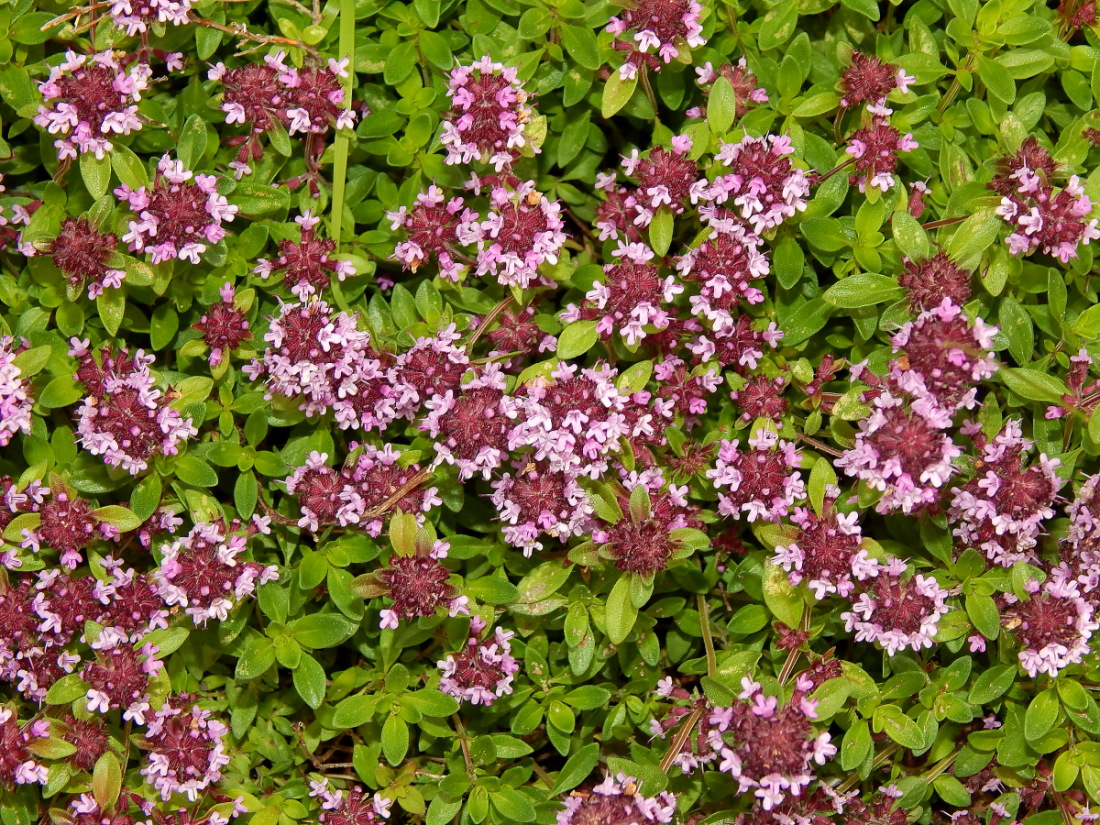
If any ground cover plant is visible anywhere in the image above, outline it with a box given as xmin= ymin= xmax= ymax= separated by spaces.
xmin=5 ymin=0 xmax=1100 ymax=823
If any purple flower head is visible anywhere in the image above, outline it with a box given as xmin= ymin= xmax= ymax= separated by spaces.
xmin=81 ymin=637 xmax=162 ymax=724
xmin=652 ymin=358 xmax=721 ymax=423
xmin=472 ymin=182 xmax=567 ymax=289
xmin=109 ymin=0 xmax=191 ymax=35
xmin=72 ymin=343 xmax=197 ymax=475
xmin=438 ymin=625 xmax=520 ymax=706
xmin=285 ymin=447 xmax=440 ymax=535
xmin=677 ymin=222 xmax=770 ymax=333
xmin=140 ymin=696 xmax=230 ymax=801
xmin=490 ymin=462 xmax=593 ymax=555
xmin=694 ymin=58 xmax=769 ymax=121
xmin=309 ymin=778 xmax=391 ymax=824
xmin=372 ymin=539 xmax=467 ymax=628
xmin=506 ymin=361 xmax=638 ymax=479
xmin=841 ymin=557 xmax=950 ymax=654
xmin=839 ymin=51 xmax=912 ymax=110
xmin=34 ymin=51 xmax=149 ymax=160
xmin=556 ymin=772 xmax=677 ymax=825
xmin=626 ymin=138 xmax=700 ymax=216
xmin=710 ymin=676 xmax=836 ymax=810
xmin=691 ymin=315 xmax=784 ymax=372
xmin=949 ymin=420 xmax=1061 ymax=567
xmin=1011 ymin=566 xmax=1098 ymax=677
xmin=211 ymin=56 xmax=291 ymax=175
xmin=280 ymin=57 xmax=357 ymax=135
xmin=0 ymin=335 xmax=32 ymax=448
xmin=59 ymin=715 xmax=110 ymax=773
xmin=563 ymin=246 xmax=683 ymax=347
xmin=990 ymin=137 xmax=1100 ymax=262
xmin=483 ymin=305 xmax=558 ymax=368
xmin=115 ymin=154 xmax=238 ymax=265
xmin=591 ymin=485 xmax=699 ymax=575
xmin=388 ymin=185 xmax=478 ymax=281
xmin=835 ymin=387 xmax=960 ymax=514
xmin=0 ymin=708 xmax=49 ymax=787
xmin=898 ymin=249 xmax=972 ymax=312
xmin=731 ymin=374 xmax=789 ymax=424
xmin=707 ymin=430 xmax=805 ymax=523
xmin=245 ymin=300 xmax=392 ymax=431
xmin=606 ymin=0 xmax=706 ymax=80
xmin=96 ymin=563 xmax=172 ymax=642
xmin=34 ymin=217 xmax=125 ymax=299
xmin=845 ymin=117 xmax=918 ymax=193
xmin=441 ymin=57 xmax=535 ymax=170
xmin=154 ymin=520 xmax=279 ymax=625
xmin=773 ymin=486 xmax=876 ymax=599
xmin=193 ymin=283 xmax=252 ymax=367
xmin=254 ymin=212 xmax=355 ymax=299
xmin=707 ymin=135 xmax=811 ymax=234
xmin=387 ymin=324 xmax=470 ymax=420
xmin=421 ymin=363 xmax=512 ymax=480
xmin=890 ymin=298 xmax=999 ymax=411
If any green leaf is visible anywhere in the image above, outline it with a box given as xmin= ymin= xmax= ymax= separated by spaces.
xmin=807 ymin=457 xmax=837 ymax=515
xmin=491 ymin=787 xmax=536 ymax=823
xmin=557 ymin=320 xmax=599 ymax=360
xmin=965 ymin=593 xmax=1000 ymax=639
xmin=80 ymin=153 xmax=111 ymax=200
xmin=465 ymin=576 xmax=519 ymax=605
xmin=92 ymin=752 xmax=122 ymax=809
xmin=874 ymin=704 xmax=926 ymax=750
xmin=91 ymin=505 xmax=142 ymax=532
xmin=177 ymin=114 xmax=209 ymax=170
xmin=130 ymin=473 xmax=162 ymax=521
xmin=150 ymin=303 xmax=180 ymax=351
xmin=38 ymin=375 xmax=84 ymax=409
xmin=708 ymin=77 xmax=736 ymax=133
xmin=774 ymin=236 xmax=805 ymax=289
xmin=780 ymin=299 xmax=833 ymax=347
xmin=405 ymin=689 xmax=460 ymax=717
xmin=823 ymin=273 xmax=903 ymax=308
xmin=945 ymin=209 xmax=1001 ymax=269
xmin=289 ymin=613 xmax=358 ymax=648
xmin=233 ymin=181 xmax=291 ymax=216
xmin=999 ymin=298 xmax=1034 ymax=365
xmin=840 ymin=0 xmax=880 ymax=20
xmin=968 ymin=664 xmax=1016 ymax=704
xmin=97 ymin=288 xmax=126 ymax=336
xmin=792 ymin=92 xmax=840 ymax=118
xmin=560 ymin=25 xmax=600 ymax=70
xmin=293 ymin=653 xmax=327 ymax=710
xmin=840 ymin=721 xmax=872 ymax=770
xmin=763 ymin=562 xmax=803 ymax=627
xmin=173 ymin=455 xmax=218 ymax=487
xmin=235 ymin=637 xmax=275 ymax=680
xmin=551 ymin=743 xmax=600 ymax=793
xmin=649 ymin=206 xmax=674 ymax=257
xmin=892 ymin=211 xmax=931 ymax=260
xmin=413 ymin=0 xmax=440 ymax=26
xmin=1024 ymin=688 xmax=1060 ymax=741
xmin=45 ymin=674 xmax=90 ymax=705
xmin=605 ymin=576 xmax=638 ymax=644
xmin=1073 ymin=303 xmax=1100 ymax=339
xmin=563 ymin=686 xmax=611 ymax=710
xmin=143 ymin=626 xmax=190 ymax=656
xmin=934 ymin=775 xmax=972 ymax=806
xmin=12 ymin=345 xmax=51 ymax=377
xmin=977 ymin=55 xmax=1016 ymax=104
xmin=332 ymin=694 xmax=374 ymax=729
xmin=601 ymin=72 xmax=638 ymax=118
xmin=1000 ymin=368 xmax=1070 ymax=404
xmin=382 ymin=714 xmax=409 ymax=766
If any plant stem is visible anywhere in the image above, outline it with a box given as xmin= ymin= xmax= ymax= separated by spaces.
xmin=329 ymin=0 xmax=356 ymax=250
xmin=467 ymin=295 xmax=515 ymax=349
xmin=659 ymin=707 xmax=703 ymax=773
xmin=921 ymin=216 xmax=966 ymax=230
xmin=698 ymin=593 xmax=717 ymax=678
xmin=452 ymin=713 xmax=477 ymax=781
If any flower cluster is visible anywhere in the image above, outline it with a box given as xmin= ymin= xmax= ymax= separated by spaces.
xmin=438 ymin=619 xmax=519 ymax=706
xmin=71 ymin=341 xmax=197 ymax=474
xmin=82 ymin=638 xmax=162 ymax=723
xmin=387 ymin=186 xmax=476 ymax=281
xmin=37 ymin=217 xmax=125 ymax=299
xmin=711 ymin=676 xmax=837 ymax=809
xmin=0 ymin=708 xmax=49 ymax=787
xmin=839 ymin=51 xmax=914 ymax=112
xmin=355 ymin=538 xmax=467 ymax=629
xmin=420 ymin=363 xmax=512 ymax=480
xmin=490 ymin=462 xmax=593 ymax=555
xmin=691 ymin=59 xmax=768 ymax=121
xmin=591 ymin=485 xmax=698 ymax=575
xmin=898 ymin=249 xmax=972 ymax=311
xmin=309 ymin=779 xmax=391 ymax=825
xmin=0 ymin=336 xmax=32 ymax=448
xmin=773 ymin=487 xmax=876 ymax=599
xmin=606 ymin=0 xmax=706 ymax=80
xmin=845 ymin=117 xmax=918 ymax=193
xmin=557 ymin=772 xmax=677 ymax=825
xmin=115 ymin=154 xmax=238 ymax=265
xmin=109 ymin=0 xmax=192 ymax=36
xmin=948 ymin=420 xmax=1061 ymax=567
xmin=254 ymin=212 xmax=355 ymax=298
xmin=140 ymin=697 xmax=230 ymax=801
xmin=1007 ymin=567 xmax=1098 ymax=677
xmin=470 ymin=182 xmax=567 ymax=288
xmin=154 ymin=520 xmax=279 ymax=624
xmin=708 ymin=430 xmax=804 ymax=523
xmin=841 ymin=557 xmax=950 ymax=654
xmin=441 ymin=57 xmax=535 ymax=170
xmin=35 ymin=50 xmax=149 ymax=160
xmin=990 ymin=137 xmax=1100 ymax=262
xmin=285 ymin=448 xmax=439 ymax=534
xmin=193 ymin=283 xmax=252 ymax=367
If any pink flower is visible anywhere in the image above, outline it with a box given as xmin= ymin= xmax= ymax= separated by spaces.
xmin=0 ymin=336 xmax=32 ymax=448
xmin=707 ymin=432 xmax=804 ymax=523
xmin=440 ymin=57 xmax=535 ymax=169
xmin=140 ymin=697 xmax=230 ymax=801
xmin=841 ymin=557 xmax=950 ymax=654
xmin=557 ymin=772 xmax=677 ymax=825
xmin=438 ymin=626 xmax=520 ymax=706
